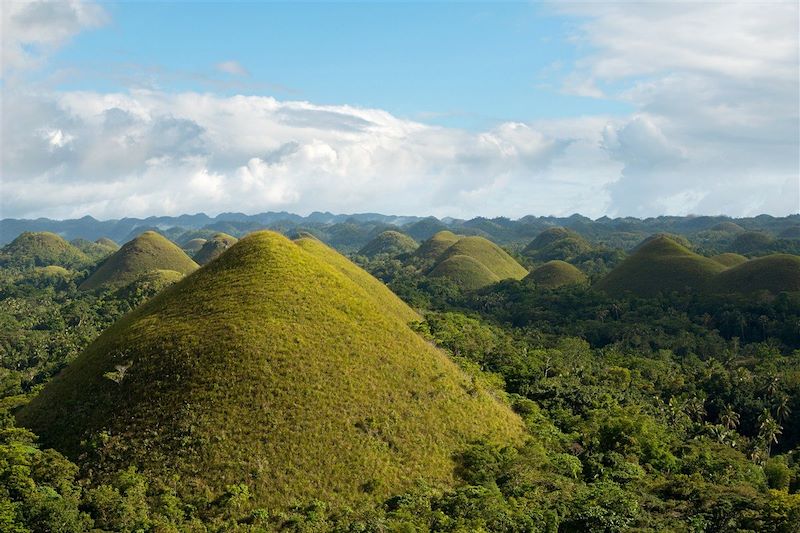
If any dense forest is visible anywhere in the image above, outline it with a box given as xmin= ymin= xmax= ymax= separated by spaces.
xmin=1 ymin=214 xmax=800 ymax=531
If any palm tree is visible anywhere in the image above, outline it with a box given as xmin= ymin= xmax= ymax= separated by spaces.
xmin=758 ymin=410 xmax=783 ymax=457
xmin=774 ymin=394 xmax=792 ymax=424
xmin=719 ymin=403 xmax=740 ymax=430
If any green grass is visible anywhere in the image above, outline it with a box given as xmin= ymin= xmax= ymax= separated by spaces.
xmin=710 ymin=253 xmax=748 ymax=268
xmin=525 ymin=260 xmax=587 ymax=288
xmin=71 ymin=238 xmax=120 ymax=261
xmin=357 ymin=230 xmax=418 ymax=258
xmin=710 ymin=254 xmax=800 ymax=295
xmin=595 ymin=235 xmax=726 ymax=297
xmin=182 ymin=238 xmax=207 ymax=254
xmin=294 ymin=236 xmax=420 ymax=323
xmin=412 ymin=230 xmax=460 ymax=262
xmin=428 ymin=254 xmax=501 ymax=290
xmin=193 ymin=233 xmax=238 ymax=265
xmin=436 ymin=236 xmax=528 ymax=281
xmin=522 ymin=228 xmax=593 ymax=262
xmin=79 ymin=231 xmax=198 ymax=291
xmin=0 ymin=232 xmax=89 ymax=269
xmin=710 ymin=222 xmax=744 ymax=233
xmin=17 ymin=231 xmax=522 ymax=509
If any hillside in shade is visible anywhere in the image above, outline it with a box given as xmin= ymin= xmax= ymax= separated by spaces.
xmin=522 ymin=227 xmax=593 ymax=263
xmin=525 ymin=260 xmax=587 ymax=288
xmin=79 ymin=231 xmax=198 ymax=290
xmin=711 ymin=253 xmax=749 ymax=268
xmin=710 ymin=254 xmax=800 ymax=295
xmin=0 ymin=232 xmax=89 ymax=269
xmin=429 ymin=254 xmax=501 ymax=290
xmin=729 ymin=231 xmax=774 ymax=254
xmin=436 ymin=236 xmax=528 ymax=280
xmin=357 ymin=230 xmax=418 ymax=258
xmin=412 ymin=230 xmax=461 ymax=263
xmin=193 ymin=233 xmax=238 ymax=265
xmin=17 ymin=231 xmax=522 ymax=509
xmin=182 ymin=238 xmax=207 ymax=254
xmin=595 ymin=235 xmax=726 ymax=297
xmin=71 ymin=238 xmax=120 ymax=261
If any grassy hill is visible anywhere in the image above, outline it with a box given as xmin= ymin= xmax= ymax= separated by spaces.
xmin=182 ymin=238 xmax=207 ymax=254
xmin=357 ymin=230 xmax=418 ymax=258
xmin=525 ymin=260 xmax=587 ymax=288
xmin=437 ymin=236 xmax=528 ymax=281
xmin=428 ymin=254 xmax=501 ymax=290
xmin=710 ymin=221 xmax=745 ymax=233
xmin=710 ymin=254 xmax=800 ymax=295
xmin=0 ymin=232 xmax=89 ymax=269
xmin=71 ymin=237 xmax=119 ymax=261
xmin=17 ymin=231 xmax=522 ymax=509
xmin=193 ymin=233 xmax=238 ymax=265
xmin=779 ymin=225 xmax=800 ymax=240
xmin=711 ymin=253 xmax=749 ymax=268
xmin=79 ymin=231 xmax=198 ymax=291
xmin=595 ymin=235 xmax=726 ymax=297
xmin=413 ymin=230 xmax=461 ymax=263
xmin=522 ymin=227 xmax=593 ymax=263
xmin=294 ymin=236 xmax=420 ymax=323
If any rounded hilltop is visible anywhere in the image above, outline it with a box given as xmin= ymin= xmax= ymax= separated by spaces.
xmin=413 ymin=230 xmax=461 ymax=263
xmin=358 ymin=230 xmax=418 ymax=258
xmin=525 ymin=260 xmax=587 ymax=288
xmin=429 ymin=254 xmax=501 ymax=290
xmin=595 ymin=235 xmax=726 ymax=297
xmin=79 ymin=231 xmax=198 ymax=290
xmin=193 ymin=232 xmax=238 ymax=265
xmin=0 ymin=231 xmax=89 ymax=269
xmin=17 ymin=231 xmax=522 ymax=509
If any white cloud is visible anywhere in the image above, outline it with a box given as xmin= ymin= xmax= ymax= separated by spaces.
xmin=0 ymin=0 xmax=108 ymax=74
xmin=555 ymin=0 xmax=799 ymax=216
xmin=215 ymin=61 xmax=249 ymax=77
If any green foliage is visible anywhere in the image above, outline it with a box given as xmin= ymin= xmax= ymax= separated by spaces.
xmin=192 ymin=232 xmax=238 ymax=265
xmin=0 ymin=232 xmax=90 ymax=271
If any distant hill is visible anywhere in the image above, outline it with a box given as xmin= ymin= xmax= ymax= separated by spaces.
xmin=525 ymin=260 xmax=587 ymax=288
xmin=71 ymin=237 xmax=119 ymax=261
xmin=711 ymin=253 xmax=749 ymax=268
xmin=729 ymin=231 xmax=774 ymax=254
xmin=0 ymin=232 xmax=89 ymax=270
xmin=436 ymin=236 xmax=528 ymax=281
xmin=182 ymin=238 xmax=207 ymax=254
xmin=429 ymin=254 xmax=501 ymax=290
xmin=522 ymin=227 xmax=593 ymax=262
xmin=357 ymin=230 xmax=418 ymax=258
xmin=710 ymin=254 xmax=800 ymax=295
xmin=413 ymin=230 xmax=461 ymax=263
xmin=17 ymin=231 xmax=522 ymax=509
xmin=192 ymin=233 xmax=238 ymax=265
xmin=79 ymin=231 xmax=198 ymax=290
xmin=779 ymin=225 xmax=800 ymax=240
xmin=710 ymin=221 xmax=745 ymax=233
xmin=596 ymin=235 xmax=726 ymax=297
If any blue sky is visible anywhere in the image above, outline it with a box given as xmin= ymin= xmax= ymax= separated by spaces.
xmin=51 ymin=1 xmax=630 ymax=129
xmin=1 ymin=1 xmax=798 ymax=219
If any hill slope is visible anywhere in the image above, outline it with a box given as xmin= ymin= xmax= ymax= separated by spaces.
xmin=79 ymin=231 xmax=198 ymax=290
xmin=437 ymin=236 xmax=528 ymax=281
xmin=711 ymin=253 xmax=748 ymax=268
xmin=525 ymin=260 xmax=587 ymax=288
xmin=428 ymin=255 xmax=501 ymax=290
xmin=358 ymin=230 xmax=418 ymax=258
xmin=0 ymin=232 xmax=89 ymax=269
xmin=596 ymin=235 xmax=726 ymax=297
xmin=413 ymin=230 xmax=461 ymax=263
xmin=522 ymin=227 xmax=593 ymax=262
xmin=17 ymin=231 xmax=522 ymax=509
xmin=710 ymin=254 xmax=800 ymax=295
xmin=193 ymin=233 xmax=238 ymax=265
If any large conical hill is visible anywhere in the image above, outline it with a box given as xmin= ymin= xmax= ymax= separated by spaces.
xmin=710 ymin=254 xmax=800 ymax=295
xmin=79 ymin=231 xmax=198 ymax=290
xmin=193 ymin=232 xmax=238 ymax=265
xmin=437 ymin=236 xmax=528 ymax=281
xmin=17 ymin=231 xmax=522 ymax=509
xmin=358 ymin=230 xmax=418 ymax=258
xmin=0 ymin=231 xmax=89 ymax=269
xmin=413 ymin=230 xmax=460 ymax=263
xmin=525 ymin=260 xmax=587 ymax=288
xmin=428 ymin=254 xmax=501 ymax=290
xmin=595 ymin=235 xmax=726 ymax=297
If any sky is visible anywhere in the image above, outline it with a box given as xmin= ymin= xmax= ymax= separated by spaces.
xmin=1 ymin=0 xmax=798 ymax=220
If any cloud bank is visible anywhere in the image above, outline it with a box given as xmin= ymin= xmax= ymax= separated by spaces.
xmin=1 ymin=1 xmax=797 ymax=220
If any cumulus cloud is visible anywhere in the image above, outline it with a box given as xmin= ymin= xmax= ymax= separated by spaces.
xmin=556 ymin=0 xmax=799 ymax=216
xmin=1 ymin=0 xmax=108 ymax=73
xmin=0 ymin=88 xmax=579 ymax=219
